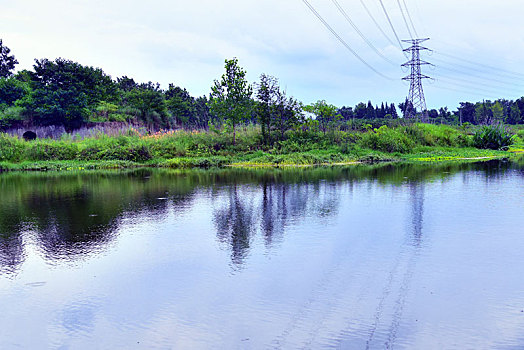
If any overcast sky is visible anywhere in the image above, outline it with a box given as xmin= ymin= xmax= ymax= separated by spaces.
xmin=2 ymin=0 xmax=524 ymax=109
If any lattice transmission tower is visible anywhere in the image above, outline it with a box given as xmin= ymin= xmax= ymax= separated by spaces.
xmin=402 ymin=38 xmax=432 ymax=120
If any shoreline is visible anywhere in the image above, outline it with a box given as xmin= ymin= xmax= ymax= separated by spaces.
xmin=0 ymin=153 xmax=514 ymax=173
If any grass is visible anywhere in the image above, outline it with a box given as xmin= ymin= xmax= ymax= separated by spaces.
xmin=0 ymin=160 xmax=144 ymax=172
xmin=0 ymin=123 xmax=519 ymax=172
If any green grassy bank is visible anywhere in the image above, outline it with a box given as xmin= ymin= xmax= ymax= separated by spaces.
xmin=1 ymin=124 xmax=522 ymax=172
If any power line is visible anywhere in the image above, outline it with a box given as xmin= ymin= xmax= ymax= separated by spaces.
xmin=431 ymin=56 xmax=524 ymax=82
xmin=358 ymin=0 xmax=396 ymax=47
xmin=430 ymin=83 xmax=520 ymax=102
xmin=401 ymin=0 xmax=419 ymax=37
xmin=434 ymin=64 xmax=524 ymax=90
xmin=433 ymin=76 xmax=521 ymax=96
xmin=330 ymin=0 xmax=397 ymax=65
xmin=428 ymin=84 xmax=497 ymax=99
xmin=396 ymin=0 xmax=413 ymax=39
xmin=377 ymin=0 xmax=408 ymax=58
xmin=434 ymin=51 xmax=524 ymax=78
xmin=301 ymin=0 xmax=394 ymax=80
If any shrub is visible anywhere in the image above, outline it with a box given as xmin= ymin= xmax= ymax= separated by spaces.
xmin=162 ymin=156 xmax=229 ymax=168
xmin=24 ymin=141 xmax=78 ymax=160
xmin=0 ymin=133 xmax=26 ymax=162
xmin=359 ymin=125 xmax=414 ymax=153
xmin=405 ymin=123 xmax=470 ymax=147
xmin=473 ymin=125 xmax=514 ymax=150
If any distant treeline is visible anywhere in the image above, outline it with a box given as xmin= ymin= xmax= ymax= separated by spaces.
xmin=0 ymin=39 xmax=523 ymax=135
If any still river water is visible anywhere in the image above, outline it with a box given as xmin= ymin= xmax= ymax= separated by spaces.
xmin=0 ymin=160 xmax=523 ymax=349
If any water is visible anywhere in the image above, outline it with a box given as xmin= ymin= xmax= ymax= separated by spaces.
xmin=0 ymin=161 xmax=523 ymax=349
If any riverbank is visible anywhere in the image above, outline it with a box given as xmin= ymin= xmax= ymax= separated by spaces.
xmin=0 ymin=124 xmax=521 ymax=172
xmin=0 ymin=147 xmax=516 ymax=172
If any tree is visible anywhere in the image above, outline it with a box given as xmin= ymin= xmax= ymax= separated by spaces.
xmin=117 ymin=76 xmax=138 ymax=92
xmin=366 ymin=101 xmax=376 ymax=119
xmin=390 ymin=103 xmax=398 ymax=118
xmin=165 ymin=84 xmax=196 ymax=128
xmin=399 ymin=98 xmax=414 ymax=118
xmin=255 ymin=73 xmax=278 ymax=144
xmin=124 ymin=82 xmax=169 ymax=128
xmin=338 ymin=106 xmax=353 ymax=121
xmin=354 ymin=102 xmax=367 ymax=119
xmin=438 ymin=107 xmax=452 ymax=123
xmin=304 ymin=100 xmax=340 ymax=133
xmin=428 ymin=109 xmax=439 ymax=120
xmin=194 ymin=96 xmax=212 ymax=129
xmin=475 ymin=100 xmax=493 ymax=125
xmin=508 ymin=104 xmax=522 ymax=125
xmin=458 ymin=102 xmax=476 ymax=124
xmin=272 ymin=90 xmax=301 ymax=141
xmin=31 ymin=58 xmax=118 ymax=106
xmin=0 ymin=77 xmax=30 ymax=107
xmin=491 ymin=101 xmax=504 ymax=124
xmin=28 ymin=58 xmax=119 ymax=127
xmin=0 ymin=39 xmax=18 ymax=78
xmin=377 ymin=102 xmax=386 ymax=118
xmin=209 ymin=58 xmax=252 ymax=144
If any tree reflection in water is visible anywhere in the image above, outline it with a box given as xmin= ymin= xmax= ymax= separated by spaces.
xmin=0 ymin=160 xmax=518 ymax=276
xmin=214 ymin=184 xmax=257 ymax=266
xmin=213 ymin=179 xmax=341 ymax=268
xmin=0 ymin=170 xmax=190 ymax=276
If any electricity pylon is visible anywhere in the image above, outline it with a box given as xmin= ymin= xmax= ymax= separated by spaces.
xmin=402 ymin=38 xmax=432 ymax=121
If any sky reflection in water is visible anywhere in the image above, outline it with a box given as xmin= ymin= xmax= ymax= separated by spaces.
xmin=0 ymin=161 xmax=523 ymax=349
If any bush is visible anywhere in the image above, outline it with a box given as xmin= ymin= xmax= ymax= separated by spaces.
xmin=405 ymin=123 xmax=470 ymax=147
xmin=0 ymin=134 xmax=26 ymax=162
xmin=162 ymin=156 xmax=229 ymax=168
xmin=25 ymin=141 xmax=78 ymax=160
xmin=359 ymin=125 xmax=414 ymax=153
xmin=473 ymin=125 xmax=514 ymax=150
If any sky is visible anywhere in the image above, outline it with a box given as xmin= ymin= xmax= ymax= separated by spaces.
xmin=2 ymin=0 xmax=524 ymax=110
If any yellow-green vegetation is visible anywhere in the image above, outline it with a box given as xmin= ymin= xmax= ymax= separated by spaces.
xmin=0 ymin=123 xmax=518 ymax=172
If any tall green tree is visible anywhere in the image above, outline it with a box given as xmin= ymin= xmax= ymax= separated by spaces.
xmin=255 ymin=73 xmax=278 ymax=144
xmin=165 ymin=84 xmax=196 ymax=128
xmin=28 ymin=58 xmax=119 ymax=127
xmin=390 ymin=103 xmax=398 ymax=118
xmin=475 ymin=101 xmax=492 ymax=125
xmin=195 ymin=96 xmax=212 ymax=129
xmin=508 ymin=104 xmax=522 ymax=124
xmin=458 ymin=102 xmax=476 ymax=124
xmin=354 ymin=102 xmax=367 ymax=119
xmin=304 ymin=100 xmax=340 ymax=133
xmin=491 ymin=101 xmax=504 ymax=123
xmin=209 ymin=58 xmax=252 ymax=144
xmin=123 ymin=82 xmax=169 ymax=127
xmin=0 ymin=39 xmax=18 ymax=78
xmin=272 ymin=90 xmax=301 ymax=140
xmin=0 ymin=77 xmax=30 ymax=107
xmin=338 ymin=106 xmax=354 ymax=121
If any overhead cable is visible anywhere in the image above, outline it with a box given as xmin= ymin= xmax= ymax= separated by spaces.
xmin=377 ymin=0 xmax=408 ymax=58
xmin=358 ymin=0 xmax=396 ymax=47
xmin=401 ymin=0 xmax=419 ymax=37
xmin=434 ymin=63 xmax=524 ymax=89
xmin=331 ymin=0 xmax=397 ymax=65
xmin=396 ymin=0 xmax=413 ymax=39
xmin=430 ymin=56 xmax=524 ymax=82
xmin=301 ymin=0 xmax=395 ymax=80
xmin=434 ymin=76 xmax=521 ymax=96
xmin=435 ymin=51 xmax=524 ymax=78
